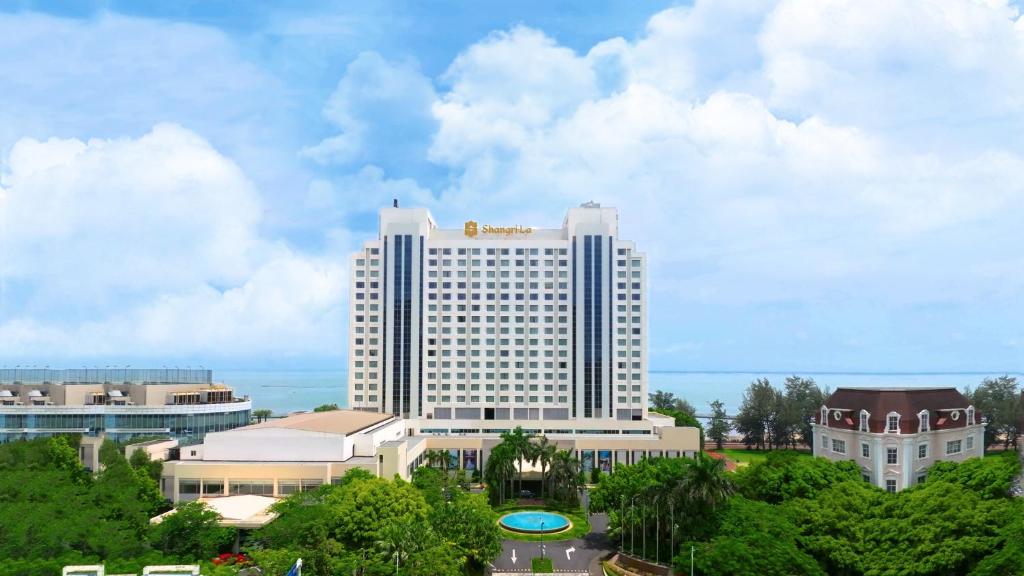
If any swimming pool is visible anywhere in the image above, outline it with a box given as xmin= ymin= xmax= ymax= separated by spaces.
xmin=498 ymin=511 xmax=571 ymax=534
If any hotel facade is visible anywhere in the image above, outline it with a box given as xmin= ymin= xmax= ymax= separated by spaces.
xmin=157 ymin=204 xmax=700 ymax=502
xmin=348 ymin=202 xmax=647 ymax=422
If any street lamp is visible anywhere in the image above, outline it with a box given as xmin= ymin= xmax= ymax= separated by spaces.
xmin=670 ymin=501 xmax=676 ymax=569
xmin=642 ymin=497 xmax=646 ymax=561
xmin=620 ymin=496 xmax=625 ymax=553
xmin=540 ymin=522 xmax=545 ymax=559
xmin=631 ymin=496 xmax=637 ymax=556
xmin=655 ymin=497 xmax=660 ymax=565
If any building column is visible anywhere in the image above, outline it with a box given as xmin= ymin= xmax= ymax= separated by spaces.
xmin=873 ymin=436 xmax=885 ymax=489
xmin=902 ymin=437 xmax=914 ymax=490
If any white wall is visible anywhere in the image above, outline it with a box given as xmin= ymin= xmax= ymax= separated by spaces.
xmin=353 ymin=419 xmax=405 ymax=457
xmin=203 ymin=428 xmax=349 ymax=462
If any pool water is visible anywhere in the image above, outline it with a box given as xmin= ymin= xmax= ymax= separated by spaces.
xmin=498 ymin=511 xmax=571 ymax=534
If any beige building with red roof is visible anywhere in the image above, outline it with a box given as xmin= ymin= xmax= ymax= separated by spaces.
xmin=812 ymin=387 xmax=984 ymax=492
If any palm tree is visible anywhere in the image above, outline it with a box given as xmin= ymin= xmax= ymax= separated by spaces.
xmin=499 ymin=427 xmax=532 ymax=498
xmin=252 ymin=409 xmax=272 ymax=423
xmin=548 ymin=449 xmax=580 ymax=505
xmin=678 ymin=454 xmax=734 ymax=514
xmin=533 ymin=435 xmax=557 ymax=500
xmin=424 ymin=449 xmax=450 ymax=473
xmin=485 ymin=444 xmax=517 ymax=505
xmin=375 ymin=520 xmax=410 ymax=574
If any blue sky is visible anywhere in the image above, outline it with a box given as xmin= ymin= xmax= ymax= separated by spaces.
xmin=1 ymin=0 xmax=1023 ymax=372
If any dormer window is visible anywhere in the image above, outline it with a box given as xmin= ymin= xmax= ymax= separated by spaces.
xmin=966 ymin=406 xmax=975 ymax=426
xmin=918 ymin=410 xmax=929 ymax=433
xmin=887 ymin=412 xmax=901 ymax=433
xmin=821 ymin=406 xmax=829 ymax=427
xmin=859 ymin=410 xmax=869 ymax=432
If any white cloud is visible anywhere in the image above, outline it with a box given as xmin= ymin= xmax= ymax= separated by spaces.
xmin=0 ymin=125 xmax=345 ymax=360
xmin=424 ymin=0 xmax=1024 ymax=312
xmin=302 ymin=51 xmax=438 ymax=166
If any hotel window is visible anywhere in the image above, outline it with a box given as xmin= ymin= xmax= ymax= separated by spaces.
xmin=887 ymin=447 xmax=898 ymax=465
xmin=918 ymin=444 xmax=927 ymax=459
xmin=859 ymin=410 xmax=869 ymax=432
xmin=886 ymin=479 xmax=897 ymax=493
xmin=886 ymin=413 xmax=900 ymax=433
xmin=916 ymin=473 xmax=927 ymax=485
xmin=918 ymin=410 xmax=929 ymax=432
xmin=946 ymin=439 xmax=962 ymax=455
xmin=967 ymin=406 xmax=975 ymax=425
xmin=831 ymin=439 xmax=846 ymax=454
xmin=862 ymin=473 xmax=871 ymax=483
xmin=820 ymin=407 xmax=828 ymax=426
xmin=821 ymin=435 xmax=828 ymax=450
xmin=966 ymin=436 xmax=974 ymax=450
xmin=861 ymin=443 xmax=870 ymax=458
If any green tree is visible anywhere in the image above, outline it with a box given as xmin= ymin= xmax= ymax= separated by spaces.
xmin=533 ymin=435 xmax=557 ymax=500
xmin=649 ymin=390 xmax=697 ymax=417
xmin=548 ymin=449 xmax=581 ymax=506
xmin=128 ymin=448 xmax=163 ymax=484
xmin=313 ymin=403 xmax=340 ymax=412
xmin=735 ymin=451 xmax=862 ymax=504
xmin=926 ymin=451 xmax=1021 ymax=499
xmin=735 ymin=378 xmax=781 ymax=449
xmin=965 ymin=376 xmax=1021 ymax=449
xmin=48 ymin=435 xmax=91 ymax=484
xmin=252 ymin=408 xmax=273 ymax=423
xmin=678 ymin=498 xmax=825 ymax=576
xmin=783 ymin=376 xmax=827 ymax=449
xmin=706 ymin=400 xmax=730 ymax=450
xmin=861 ymin=480 xmax=1007 ymax=575
xmin=484 ymin=443 xmax=517 ymax=505
xmin=149 ymin=501 xmax=235 ymax=560
xmin=499 ymin=427 xmax=533 ymax=497
xmin=429 ymin=492 xmax=502 ymax=569
xmin=784 ymin=479 xmax=882 ymax=575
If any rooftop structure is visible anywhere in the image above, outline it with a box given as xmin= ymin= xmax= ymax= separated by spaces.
xmin=0 ymin=368 xmax=251 ymax=444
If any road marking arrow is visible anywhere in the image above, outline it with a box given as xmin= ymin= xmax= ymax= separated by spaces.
xmin=566 ymin=546 xmax=576 ymax=560
xmin=511 ymin=549 xmax=517 ymax=564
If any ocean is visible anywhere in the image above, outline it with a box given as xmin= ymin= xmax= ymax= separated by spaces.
xmin=218 ymin=369 xmax=1021 ymax=416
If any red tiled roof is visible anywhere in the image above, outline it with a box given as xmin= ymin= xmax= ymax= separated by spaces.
xmin=818 ymin=387 xmax=979 ymax=434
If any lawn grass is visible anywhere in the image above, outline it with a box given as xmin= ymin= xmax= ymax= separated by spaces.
xmin=531 ymin=557 xmax=554 ymax=573
xmin=494 ymin=503 xmax=592 ymax=542
xmin=717 ymin=448 xmax=811 ymax=465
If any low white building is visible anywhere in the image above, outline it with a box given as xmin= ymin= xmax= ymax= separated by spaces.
xmin=159 ymin=408 xmax=701 ymax=502
xmin=813 ymin=387 xmax=984 ymax=492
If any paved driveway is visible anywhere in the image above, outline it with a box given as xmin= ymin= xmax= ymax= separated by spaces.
xmin=492 ymin=513 xmax=612 ymax=575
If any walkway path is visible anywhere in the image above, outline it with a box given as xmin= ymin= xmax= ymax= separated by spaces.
xmin=491 ymin=513 xmax=613 ymax=576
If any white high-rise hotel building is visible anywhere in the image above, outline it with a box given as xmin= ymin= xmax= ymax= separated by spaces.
xmin=348 ymin=202 xmax=648 ymax=424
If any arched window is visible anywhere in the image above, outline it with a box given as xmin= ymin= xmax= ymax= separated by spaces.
xmin=886 ymin=412 xmax=901 ymax=433
xmin=918 ymin=410 xmax=929 ymax=433
xmin=967 ymin=406 xmax=975 ymax=426
xmin=821 ymin=406 xmax=829 ymax=427
xmin=859 ymin=410 xmax=870 ymax=432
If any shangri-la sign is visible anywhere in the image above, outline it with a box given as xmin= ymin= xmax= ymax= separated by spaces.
xmin=464 ymin=221 xmax=534 ymax=237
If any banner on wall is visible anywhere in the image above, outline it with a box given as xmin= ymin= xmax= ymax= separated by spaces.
xmin=598 ymin=450 xmax=612 ymax=473
xmin=448 ymin=448 xmax=460 ymax=469
xmin=582 ymin=450 xmax=595 ymax=473
xmin=463 ymin=449 xmax=478 ymax=471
